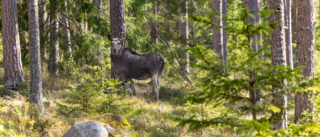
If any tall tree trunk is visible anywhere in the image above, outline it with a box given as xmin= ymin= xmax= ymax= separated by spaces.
xmin=285 ymin=0 xmax=293 ymax=69
xmin=63 ymin=0 xmax=73 ymax=60
xmin=2 ymin=0 xmax=25 ymax=90
xmin=222 ymin=0 xmax=228 ymax=73
xmin=151 ymin=1 xmax=159 ymax=43
xmin=255 ymin=0 xmax=263 ymax=59
xmin=48 ymin=0 xmax=60 ymax=76
xmin=94 ymin=0 xmax=103 ymax=65
xmin=211 ymin=0 xmax=223 ymax=64
xmin=244 ymin=0 xmax=259 ymax=52
xmin=268 ymin=0 xmax=287 ymax=129
xmin=179 ymin=0 xmax=189 ymax=75
xmin=292 ymin=0 xmax=297 ymax=43
xmin=110 ymin=0 xmax=126 ymax=79
xmin=294 ymin=0 xmax=315 ymax=124
xmin=28 ymin=0 xmax=44 ymax=112
xmin=282 ymin=0 xmax=291 ymax=128
xmin=190 ymin=0 xmax=195 ymax=50
xmin=39 ymin=0 xmax=47 ymax=59
xmin=244 ymin=0 xmax=260 ymax=120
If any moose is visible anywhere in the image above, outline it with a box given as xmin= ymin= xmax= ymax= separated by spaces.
xmin=108 ymin=35 xmax=165 ymax=100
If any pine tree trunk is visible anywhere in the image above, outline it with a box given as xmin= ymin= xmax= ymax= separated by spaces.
xmin=179 ymin=0 xmax=189 ymax=75
xmin=292 ymin=0 xmax=297 ymax=43
xmin=285 ymin=0 xmax=293 ymax=69
xmin=255 ymin=0 xmax=263 ymax=59
xmin=151 ymin=1 xmax=159 ymax=43
xmin=94 ymin=0 xmax=103 ymax=65
xmin=268 ymin=0 xmax=287 ymax=129
xmin=245 ymin=0 xmax=258 ymax=52
xmin=211 ymin=0 xmax=223 ymax=64
xmin=39 ymin=0 xmax=47 ymax=59
xmin=28 ymin=0 xmax=44 ymax=112
xmin=2 ymin=0 xmax=25 ymax=90
xmin=294 ymin=0 xmax=315 ymax=124
xmin=48 ymin=0 xmax=60 ymax=76
xmin=283 ymin=0 xmax=291 ymax=128
xmin=63 ymin=0 xmax=73 ymax=60
xmin=110 ymin=0 xmax=126 ymax=79
xmin=244 ymin=0 xmax=262 ymax=120
xmin=222 ymin=0 xmax=228 ymax=73
xmin=190 ymin=0 xmax=195 ymax=50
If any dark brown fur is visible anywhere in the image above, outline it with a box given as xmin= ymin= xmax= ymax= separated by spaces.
xmin=110 ymin=38 xmax=164 ymax=100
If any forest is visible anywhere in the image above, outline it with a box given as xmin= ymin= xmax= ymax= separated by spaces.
xmin=0 ymin=0 xmax=320 ymax=136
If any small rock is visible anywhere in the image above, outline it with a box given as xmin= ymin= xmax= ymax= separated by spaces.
xmin=62 ymin=121 xmax=109 ymax=137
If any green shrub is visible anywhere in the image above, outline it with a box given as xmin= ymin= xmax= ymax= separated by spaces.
xmin=57 ymin=65 xmax=134 ymax=117
xmin=57 ymin=73 xmax=104 ymax=116
xmin=171 ymin=6 xmax=320 ymax=136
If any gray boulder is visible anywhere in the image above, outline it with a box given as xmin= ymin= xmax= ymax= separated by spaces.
xmin=63 ymin=121 xmax=110 ymax=137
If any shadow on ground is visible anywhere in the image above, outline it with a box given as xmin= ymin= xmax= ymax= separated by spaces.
xmin=134 ymin=82 xmax=185 ymax=105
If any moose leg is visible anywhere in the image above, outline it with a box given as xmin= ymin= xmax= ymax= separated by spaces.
xmin=119 ymin=74 xmax=130 ymax=94
xmin=152 ymin=76 xmax=160 ymax=100
xmin=127 ymin=79 xmax=136 ymax=95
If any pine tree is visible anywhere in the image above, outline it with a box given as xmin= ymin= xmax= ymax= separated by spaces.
xmin=222 ymin=0 xmax=228 ymax=73
xmin=28 ymin=0 xmax=44 ymax=112
xmin=2 ymin=0 xmax=25 ymax=90
xmin=48 ymin=0 xmax=60 ymax=76
xmin=179 ymin=0 xmax=190 ymax=76
xmin=151 ymin=1 xmax=159 ymax=43
xmin=211 ymin=0 xmax=223 ymax=65
xmin=110 ymin=0 xmax=126 ymax=79
xmin=267 ymin=0 xmax=287 ymax=129
xmin=285 ymin=0 xmax=293 ymax=69
xmin=294 ymin=0 xmax=315 ymax=124
xmin=39 ymin=0 xmax=47 ymax=59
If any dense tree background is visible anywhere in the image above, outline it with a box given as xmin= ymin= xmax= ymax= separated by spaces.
xmin=0 ymin=0 xmax=320 ymax=136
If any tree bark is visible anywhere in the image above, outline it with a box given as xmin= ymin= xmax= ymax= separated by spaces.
xmin=179 ymin=0 xmax=189 ymax=75
xmin=110 ymin=0 xmax=126 ymax=79
xmin=2 ymin=0 xmax=25 ymax=90
xmin=255 ymin=0 xmax=263 ymax=59
xmin=294 ymin=0 xmax=315 ymax=124
xmin=151 ymin=1 xmax=159 ymax=43
xmin=211 ymin=0 xmax=223 ymax=64
xmin=63 ymin=0 xmax=73 ymax=60
xmin=268 ymin=0 xmax=287 ymax=129
xmin=48 ymin=0 xmax=60 ymax=76
xmin=222 ymin=0 xmax=228 ymax=73
xmin=292 ymin=0 xmax=297 ymax=43
xmin=244 ymin=0 xmax=258 ymax=51
xmin=285 ymin=0 xmax=293 ymax=69
xmin=39 ymin=0 xmax=47 ymax=59
xmin=28 ymin=0 xmax=44 ymax=112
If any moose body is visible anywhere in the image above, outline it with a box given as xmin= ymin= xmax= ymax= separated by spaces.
xmin=110 ymin=37 xmax=164 ymax=100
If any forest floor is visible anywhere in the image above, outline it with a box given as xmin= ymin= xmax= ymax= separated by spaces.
xmin=0 ymin=66 xmax=231 ymax=137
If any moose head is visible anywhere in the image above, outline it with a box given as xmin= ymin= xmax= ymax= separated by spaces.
xmin=108 ymin=33 xmax=125 ymax=56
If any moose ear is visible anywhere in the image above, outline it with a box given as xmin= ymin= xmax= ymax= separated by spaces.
xmin=107 ymin=33 xmax=112 ymax=41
